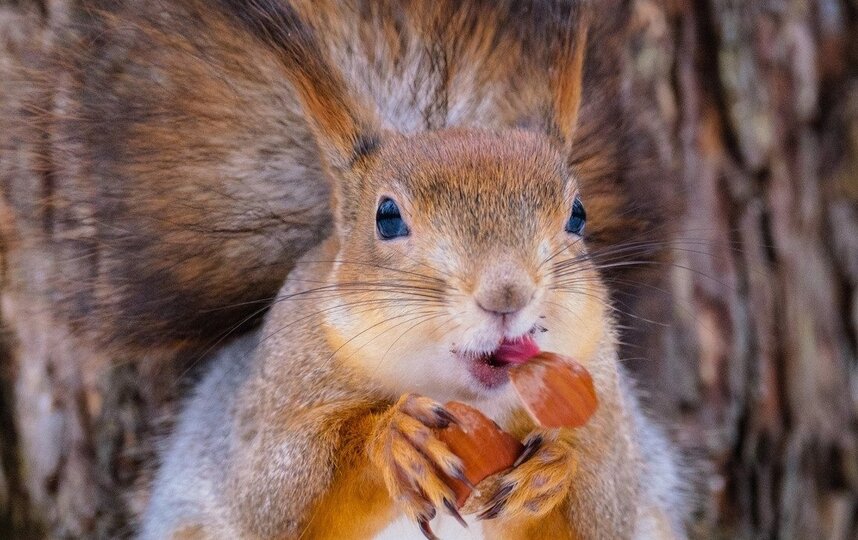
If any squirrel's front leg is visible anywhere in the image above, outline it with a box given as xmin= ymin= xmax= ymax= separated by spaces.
xmin=475 ymin=429 xmax=576 ymax=522
xmin=367 ymin=393 xmax=471 ymax=538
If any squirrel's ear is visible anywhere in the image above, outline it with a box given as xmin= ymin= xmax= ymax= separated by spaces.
xmin=543 ymin=2 xmax=591 ymax=150
xmin=218 ymin=0 xmax=380 ymax=171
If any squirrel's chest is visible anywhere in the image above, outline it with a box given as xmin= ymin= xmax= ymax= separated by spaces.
xmin=374 ymin=513 xmax=485 ymax=540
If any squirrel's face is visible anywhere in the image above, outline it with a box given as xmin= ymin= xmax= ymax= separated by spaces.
xmin=324 ymin=129 xmax=609 ymax=405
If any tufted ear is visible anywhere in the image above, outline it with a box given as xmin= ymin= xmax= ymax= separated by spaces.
xmin=217 ymin=0 xmax=381 ymax=172
xmin=545 ymin=1 xmax=591 ymax=150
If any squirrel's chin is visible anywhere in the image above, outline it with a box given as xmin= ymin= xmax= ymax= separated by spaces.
xmin=465 ymin=356 xmax=513 ymax=389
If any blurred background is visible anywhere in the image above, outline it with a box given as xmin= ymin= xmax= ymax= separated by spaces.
xmin=1 ymin=0 xmax=856 ymax=538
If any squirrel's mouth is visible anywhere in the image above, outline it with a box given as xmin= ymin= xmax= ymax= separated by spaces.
xmin=459 ymin=335 xmax=541 ymax=389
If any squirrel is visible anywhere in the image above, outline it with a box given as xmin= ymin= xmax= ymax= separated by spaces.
xmin=140 ymin=1 xmax=689 ymax=538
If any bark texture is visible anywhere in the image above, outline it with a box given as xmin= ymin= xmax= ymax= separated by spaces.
xmin=1 ymin=0 xmax=857 ymax=538
xmin=635 ymin=1 xmax=858 ymax=538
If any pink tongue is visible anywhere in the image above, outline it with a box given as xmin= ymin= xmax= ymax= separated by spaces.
xmin=494 ymin=336 xmax=541 ymax=365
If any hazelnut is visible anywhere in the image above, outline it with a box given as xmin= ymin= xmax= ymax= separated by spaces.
xmin=435 ymin=402 xmax=523 ymax=507
xmin=509 ymin=352 xmax=598 ymax=429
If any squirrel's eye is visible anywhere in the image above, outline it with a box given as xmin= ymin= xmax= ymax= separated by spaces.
xmin=376 ymin=198 xmax=409 ymax=240
xmin=565 ymin=197 xmax=586 ymax=236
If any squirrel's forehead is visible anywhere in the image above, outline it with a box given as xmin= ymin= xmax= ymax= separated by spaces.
xmin=377 ymin=140 xmax=569 ymax=201
xmin=399 ymin=164 xmax=567 ymax=216
xmin=379 ymin=130 xmax=568 ymax=179
xmin=406 ymin=169 xmax=562 ymax=203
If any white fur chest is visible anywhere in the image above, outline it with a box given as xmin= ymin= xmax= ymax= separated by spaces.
xmin=374 ymin=513 xmax=486 ymax=540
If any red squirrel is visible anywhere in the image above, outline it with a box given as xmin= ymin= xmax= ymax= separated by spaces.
xmin=138 ymin=2 xmax=688 ymax=538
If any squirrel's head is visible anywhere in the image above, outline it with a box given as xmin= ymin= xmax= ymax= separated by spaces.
xmin=323 ymin=128 xmax=609 ymax=404
xmin=225 ymin=0 xmax=601 ymax=403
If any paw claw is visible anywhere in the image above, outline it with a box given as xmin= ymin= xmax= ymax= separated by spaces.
xmin=450 ymin=464 xmax=475 ymax=490
xmin=480 ymin=482 xmax=513 ymax=518
xmin=400 ymin=394 xmax=455 ymax=429
xmin=513 ymin=434 xmax=543 ymax=467
xmin=433 ymin=406 xmax=458 ymax=428
xmin=418 ymin=518 xmax=439 ymax=540
xmin=444 ymin=498 xmax=468 ymax=528
xmin=477 ymin=499 xmax=505 ymax=521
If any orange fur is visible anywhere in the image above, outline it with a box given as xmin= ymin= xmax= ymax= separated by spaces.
xmin=301 ymin=414 xmax=394 ymax=539
xmin=482 ymin=508 xmax=581 ymax=540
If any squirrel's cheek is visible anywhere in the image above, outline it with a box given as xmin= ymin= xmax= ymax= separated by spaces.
xmin=539 ymin=289 xmax=610 ymax=365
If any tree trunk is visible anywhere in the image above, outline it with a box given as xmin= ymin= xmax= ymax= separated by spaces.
xmin=1 ymin=0 xmax=856 ymax=538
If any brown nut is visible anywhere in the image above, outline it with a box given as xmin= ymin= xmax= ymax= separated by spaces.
xmin=509 ymin=352 xmax=598 ymax=429
xmin=435 ymin=401 xmax=524 ymax=507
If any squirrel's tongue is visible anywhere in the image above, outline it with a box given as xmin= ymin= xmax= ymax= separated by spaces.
xmin=494 ymin=336 xmax=541 ymax=365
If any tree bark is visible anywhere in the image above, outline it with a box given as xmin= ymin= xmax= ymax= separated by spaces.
xmin=1 ymin=0 xmax=857 ymax=538
xmin=624 ymin=0 xmax=858 ymax=538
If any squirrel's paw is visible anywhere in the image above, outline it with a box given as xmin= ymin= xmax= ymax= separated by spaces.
xmin=368 ymin=394 xmax=469 ymax=539
xmin=476 ymin=430 xmax=576 ymax=522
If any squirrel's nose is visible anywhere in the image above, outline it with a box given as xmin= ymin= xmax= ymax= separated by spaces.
xmin=474 ymin=263 xmax=536 ymax=317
